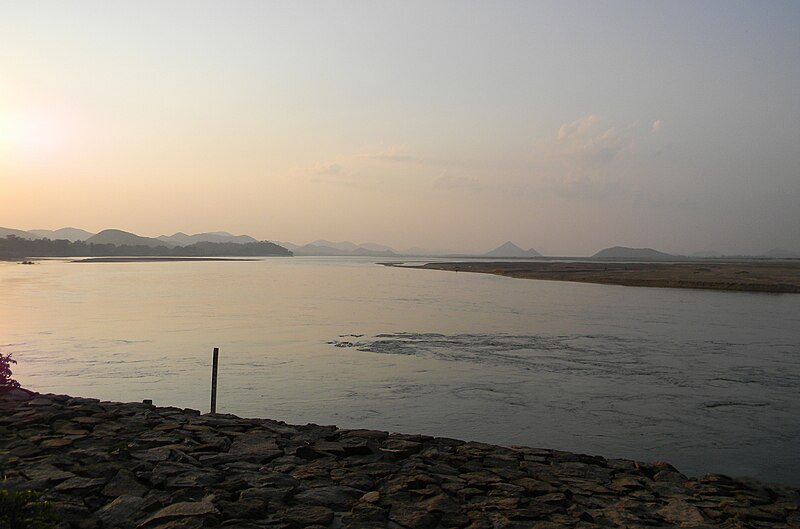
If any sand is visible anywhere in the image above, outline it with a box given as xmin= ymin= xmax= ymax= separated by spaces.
xmin=390 ymin=260 xmax=800 ymax=293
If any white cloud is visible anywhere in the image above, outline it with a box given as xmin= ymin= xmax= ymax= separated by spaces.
xmin=651 ymin=119 xmax=662 ymax=133
xmin=557 ymin=114 xmax=601 ymax=141
xmin=524 ymin=114 xmax=635 ymax=196
xmin=551 ymin=114 xmax=626 ymax=167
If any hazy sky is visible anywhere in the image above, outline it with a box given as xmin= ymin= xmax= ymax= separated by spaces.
xmin=2 ymin=1 xmax=799 ymax=255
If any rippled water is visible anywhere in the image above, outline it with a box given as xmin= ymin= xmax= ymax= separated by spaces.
xmin=1 ymin=257 xmax=799 ymax=484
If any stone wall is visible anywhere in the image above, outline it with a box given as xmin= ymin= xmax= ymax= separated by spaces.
xmin=1 ymin=390 xmax=798 ymax=528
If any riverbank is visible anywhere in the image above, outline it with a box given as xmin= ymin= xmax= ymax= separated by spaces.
xmin=389 ymin=261 xmax=800 ymax=293
xmin=1 ymin=390 xmax=798 ymax=528
xmin=72 ymin=257 xmax=259 ymax=263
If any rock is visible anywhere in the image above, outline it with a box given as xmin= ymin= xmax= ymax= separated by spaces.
xmin=0 ymin=394 xmax=797 ymax=529
xmin=53 ymin=476 xmax=107 ymax=492
xmin=360 ymin=491 xmax=381 ymax=503
xmin=103 ymin=469 xmax=149 ymax=497
xmin=40 ymin=438 xmax=73 ymax=449
xmin=145 ymin=519 xmax=205 ymax=529
xmin=281 ymin=505 xmax=334 ymax=526
xmin=657 ymin=498 xmax=707 ymax=526
xmin=27 ymin=397 xmax=56 ymax=407
xmin=95 ymin=495 xmax=149 ymax=529
xmin=0 ymin=387 xmax=37 ymax=400
xmin=138 ymin=500 xmax=219 ymax=527
xmin=216 ymin=498 xmax=266 ymax=519
xmin=293 ymin=485 xmax=364 ymax=510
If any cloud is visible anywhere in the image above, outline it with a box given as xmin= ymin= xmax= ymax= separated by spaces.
xmin=557 ymin=114 xmax=601 ymax=141
xmin=313 ymin=163 xmax=342 ymax=176
xmin=522 ymin=114 xmax=638 ymax=196
xmin=295 ymin=145 xmax=428 ymax=190
xmin=556 ymin=115 xmax=625 ymax=166
xmin=433 ymin=172 xmax=480 ymax=190
xmin=651 ymin=119 xmax=662 ymax=133
xmin=361 ymin=146 xmax=417 ymax=163
xmin=367 ymin=153 xmax=415 ymax=163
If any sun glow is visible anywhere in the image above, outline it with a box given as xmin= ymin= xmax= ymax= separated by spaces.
xmin=0 ymin=109 xmax=65 ymax=162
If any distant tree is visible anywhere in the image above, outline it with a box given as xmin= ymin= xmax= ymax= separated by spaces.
xmin=0 ymin=352 xmax=20 ymax=387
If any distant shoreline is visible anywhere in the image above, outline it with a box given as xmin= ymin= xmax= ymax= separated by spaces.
xmin=387 ymin=261 xmax=800 ymax=293
xmin=72 ymin=257 xmax=260 ymax=263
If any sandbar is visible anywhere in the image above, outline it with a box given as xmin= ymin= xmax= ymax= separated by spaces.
xmin=390 ymin=260 xmax=800 ymax=293
xmin=72 ymin=257 xmax=259 ymax=263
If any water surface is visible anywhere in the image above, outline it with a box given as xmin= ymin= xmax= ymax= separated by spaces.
xmin=1 ymin=257 xmax=798 ymax=484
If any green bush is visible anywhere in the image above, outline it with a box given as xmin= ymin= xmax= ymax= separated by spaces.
xmin=0 ymin=490 xmax=54 ymax=529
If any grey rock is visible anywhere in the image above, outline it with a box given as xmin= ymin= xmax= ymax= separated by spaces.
xmin=281 ymin=505 xmax=334 ymax=526
xmin=293 ymin=485 xmax=364 ymax=510
xmin=138 ymin=500 xmax=219 ymax=527
xmin=96 ymin=495 xmax=149 ymax=529
xmin=103 ymin=469 xmax=149 ymax=497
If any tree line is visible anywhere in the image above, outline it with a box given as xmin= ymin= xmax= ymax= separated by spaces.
xmin=0 ymin=235 xmax=292 ymax=259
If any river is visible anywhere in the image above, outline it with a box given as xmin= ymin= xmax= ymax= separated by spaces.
xmin=1 ymin=257 xmax=798 ymax=484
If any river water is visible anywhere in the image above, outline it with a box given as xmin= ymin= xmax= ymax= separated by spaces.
xmin=1 ymin=257 xmax=798 ymax=484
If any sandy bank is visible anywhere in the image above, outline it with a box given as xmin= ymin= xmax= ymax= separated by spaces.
xmin=1 ymin=390 xmax=798 ymax=528
xmin=72 ymin=257 xmax=259 ymax=263
xmin=390 ymin=261 xmax=800 ymax=293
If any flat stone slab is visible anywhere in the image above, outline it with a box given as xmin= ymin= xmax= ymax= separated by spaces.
xmin=1 ymin=391 xmax=799 ymax=528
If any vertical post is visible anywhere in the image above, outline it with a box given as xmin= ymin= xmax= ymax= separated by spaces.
xmin=210 ymin=347 xmax=219 ymax=414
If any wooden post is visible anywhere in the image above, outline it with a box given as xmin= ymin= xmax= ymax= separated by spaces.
xmin=210 ymin=347 xmax=219 ymax=414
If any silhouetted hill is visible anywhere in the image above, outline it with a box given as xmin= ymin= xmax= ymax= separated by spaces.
xmin=484 ymin=241 xmax=542 ymax=258
xmin=592 ymin=246 xmax=676 ymax=260
xmin=87 ymin=229 xmax=174 ymax=248
xmin=158 ymin=232 xmax=258 ymax=246
xmin=29 ymin=227 xmax=94 ymax=242
xmin=0 ymin=227 xmax=40 ymax=240
xmin=1 ymin=235 xmax=291 ymax=258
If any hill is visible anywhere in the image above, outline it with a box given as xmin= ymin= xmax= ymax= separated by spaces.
xmin=592 ymin=246 xmax=676 ymax=260
xmin=287 ymin=240 xmax=398 ymax=257
xmin=86 ymin=229 xmax=174 ymax=248
xmin=29 ymin=227 xmax=95 ymax=242
xmin=157 ymin=232 xmax=258 ymax=246
xmin=0 ymin=227 xmax=40 ymax=240
xmin=484 ymin=241 xmax=542 ymax=258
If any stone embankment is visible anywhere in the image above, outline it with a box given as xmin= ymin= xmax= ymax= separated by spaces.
xmin=1 ymin=390 xmax=798 ymax=529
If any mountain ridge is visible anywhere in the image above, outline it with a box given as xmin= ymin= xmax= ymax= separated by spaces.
xmin=87 ymin=229 xmax=175 ymax=248
xmin=484 ymin=241 xmax=542 ymax=258
xmin=592 ymin=246 xmax=677 ymax=260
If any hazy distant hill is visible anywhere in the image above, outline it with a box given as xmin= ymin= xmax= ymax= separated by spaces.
xmin=0 ymin=227 xmax=40 ymax=240
xmin=285 ymin=240 xmax=398 ymax=257
xmin=484 ymin=241 xmax=542 ymax=258
xmin=762 ymin=248 xmax=800 ymax=259
xmin=87 ymin=229 xmax=174 ymax=248
xmin=158 ymin=232 xmax=257 ymax=246
xmin=592 ymin=246 xmax=676 ymax=260
xmin=29 ymin=227 xmax=95 ymax=242
xmin=356 ymin=242 xmax=396 ymax=253
xmin=690 ymin=251 xmax=725 ymax=258
xmin=306 ymin=240 xmax=396 ymax=253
